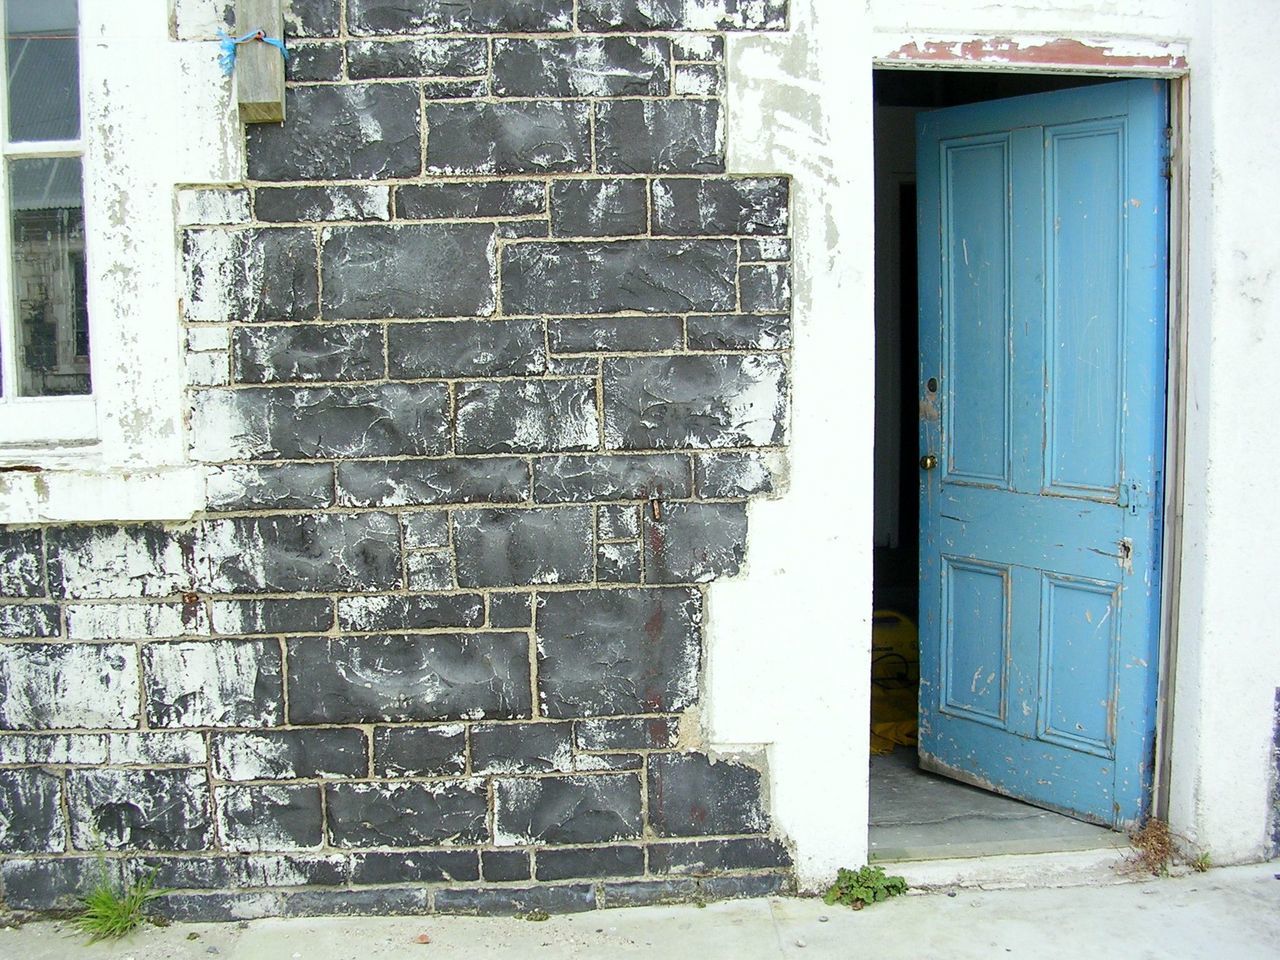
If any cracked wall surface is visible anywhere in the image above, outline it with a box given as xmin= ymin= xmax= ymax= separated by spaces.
xmin=0 ymin=0 xmax=794 ymax=919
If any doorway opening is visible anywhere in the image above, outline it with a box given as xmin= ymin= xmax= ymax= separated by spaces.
xmin=870 ymin=67 xmax=1162 ymax=861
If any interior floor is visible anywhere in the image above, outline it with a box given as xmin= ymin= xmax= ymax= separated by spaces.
xmin=869 ymin=748 xmax=1121 ymax=861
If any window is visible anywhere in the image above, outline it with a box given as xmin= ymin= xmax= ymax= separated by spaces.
xmin=0 ymin=0 xmax=94 ymax=443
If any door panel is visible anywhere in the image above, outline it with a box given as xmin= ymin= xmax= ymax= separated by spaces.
xmin=917 ymin=80 xmax=1168 ymax=827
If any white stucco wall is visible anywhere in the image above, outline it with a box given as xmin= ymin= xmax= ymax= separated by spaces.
xmin=713 ymin=0 xmax=1280 ymax=886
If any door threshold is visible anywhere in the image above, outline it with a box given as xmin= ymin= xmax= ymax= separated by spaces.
xmin=874 ymin=846 xmax=1142 ymax=891
xmin=870 ymin=829 xmax=1126 ymax=863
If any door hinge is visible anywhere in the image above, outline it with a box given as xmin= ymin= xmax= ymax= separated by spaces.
xmin=1117 ymin=480 xmax=1149 ymax=516
xmin=1163 ymin=126 xmax=1175 ymax=180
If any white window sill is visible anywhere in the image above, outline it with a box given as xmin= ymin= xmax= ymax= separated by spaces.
xmin=0 ymin=463 xmax=204 ymax=524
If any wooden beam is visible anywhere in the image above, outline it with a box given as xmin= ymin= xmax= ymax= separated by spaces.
xmin=234 ymin=0 xmax=285 ymax=124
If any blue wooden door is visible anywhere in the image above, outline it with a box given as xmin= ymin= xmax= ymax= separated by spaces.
xmin=916 ymin=80 xmax=1168 ymax=826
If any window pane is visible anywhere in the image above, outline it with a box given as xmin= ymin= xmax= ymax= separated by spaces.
xmin=5 ymin=0 xmax=79 ymax=142
xmin=9 ymin=155 xmax=89 ymax=396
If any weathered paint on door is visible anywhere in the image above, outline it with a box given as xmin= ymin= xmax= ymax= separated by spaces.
xmin=916 ymin=80 xmax=1168 ymax=826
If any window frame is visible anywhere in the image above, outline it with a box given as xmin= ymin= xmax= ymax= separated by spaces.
xmin=0 ymin=1 xmax=97 ymax=446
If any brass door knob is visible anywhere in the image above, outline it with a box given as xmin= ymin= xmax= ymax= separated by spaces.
xmin=920 ymin=454 xmax=938 ymax=470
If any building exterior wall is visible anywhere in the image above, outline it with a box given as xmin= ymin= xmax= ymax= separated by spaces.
xmin=0 ymin=0 xmax=1278 ymax=918
xmin=0 ymin=0 xmax=796 ymax=918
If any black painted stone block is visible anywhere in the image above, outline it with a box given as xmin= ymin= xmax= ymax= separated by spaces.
xmin=598 ymin=877 xmax=698 ymax=908
xmin=402 ymin=511 xmax=450 ymax=549
xmin=247 ymin=84 xmax=420 ymax=181
xmin=327 ymin=781 xmax=488 ymax=847
xmin=46 ymin=523 xmax=191 ymax=599
xmin=352 ymin=849 xmax=480 ymax=884
xmin=338 ymin=593 xmax=485 ymax=631
xmin=396 ymin=180 xmax=546 ymax=219
xmin=578 ymin=0 xmax=788 ymax=31
xmin=426 ymin=101 xmax=591 ymax=174
xmin=0 ymin=769 xmax=64 ymax=853
xmin=598 ymin=504 xmax=640 ymax=540
xmin=287 ymin=633 xmax=532 ymax=723
xmin=209 ymin=597 xmax=334 ymax=636
xmin=434 ymin=882 xmax=596 ymax=916
xmin=192 ymin=382 xmax=451 ymax=460
xmin=687 ymin=313 xmax=791 ymax=351
xmin=217 ymin=784 xmax=324 ymax=852
xmin=597 ymin=541 xmax=640 ymax=583
xmin=740 ymin=262 xmax=791 ymax=312
xmin=374 ymin=724 xmax=467 ymax=777
xmin=536 ymin=844 xmax=645 ymax=881
xmin=387 ymin=319 xmax=546 ymax=379
xmin=286 ymin=41 xmax=344 ymax=82
xmin=46 ymin=527 xmax=190 ymax=601
xmin=129 ymin=854 xmax=346 ymax=891
xmin=648 ymin=836 xmax=791 ymax=874
xmin=66 ymin=768 xmax=212 ymax=851
xmin=254 ymin=185 xmax=390 ymax=223
xmin=695 ymin=452 xmax=775 ymax=498
xmin=205 ymin=463 xmax=335 ymax=512
xmin=472 ymin=721 xmax=574 ymax=775
xmin=453 ymin=507 xmax=593 ymax=587
xmin=494 ymin=774 xmax=642 ymax=845
xmin=0 ymin=528 xmax=42 ymax=596
xmin=536 ymin=588 xmax=701 ymax=717
xmin=156 ymin=888 xmax=430 ymax=921
xmin=1 ymin=856 xmax=125 ymax=910
xmin=349 ymin=0 xmax=575 ymax=34
xmin=576 ymin=715 xmax=679 ymax=752
xmin=595 ymin=100 xmax=723 ymax=174
xmin=493 ymin=37 xmax=669 ymax=97
xmin=201 ymin=513 xmax=402 ymax=594
xmin=347 ymin=38 xmax=487 ymax=79
xmin=699 ymin=871 xmax=792 ymax=900
xmin=740 ymin=237 xmax=791 ymax=261
xmin=406 ymin=551 xmax=455 ymax=591
xmin=455 ymin=379 xmax=599 ymax=455
xmin=647 ymin=753 xmax=770 ymax=838
xmin=603 ymin=355 xmax=788 ymax=449
xmin=489 ymin=591 xmax=533 ymax=628
xmin=481 ymin=848 xmax=531 ymax=881
xmin=532 ymin=454 xmax=692 ymax=503
xmin=232 ymin=324 xmax=384 ymax=384
xmin=338 ymin=457 xmax=530 ymax=508
xmin=644 ymin=501 xmax=748 ymax=584
xmin=284 ymin=0 xmax=341 ymax=36
xmin=503 ymin=239 xmax=736 ymax=315
xmin=0 ymin=603 xmax=59 ymax=638
xmin=322 ymin=223 xmax=496 ymax=319
xmin=183 ymin=227 xmax=319 ymax=323
xmin=0 ymin=643 xmax=139 ymax=730
xmin=548 ymin=316 xmax=683 ymax=353
xmin=551 ymin=179 xmax=647 ymax=237
xmin=143 ymin=639 xmax=284 ymax=728
xmin=652 ymin=178 xmax=789 ymax=236
xmin=213 ymin=728 xmax=368 ymax=781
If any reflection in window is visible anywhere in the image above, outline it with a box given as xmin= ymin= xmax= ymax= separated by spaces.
xmin=2 ymin=0 xmax=88 ymax=399
xmin=9 ymin=157 xmax=88 ymax=396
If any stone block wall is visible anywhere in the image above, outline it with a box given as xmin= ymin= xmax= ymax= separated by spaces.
xmin=0 ymin=0 xmax=794 ymax=919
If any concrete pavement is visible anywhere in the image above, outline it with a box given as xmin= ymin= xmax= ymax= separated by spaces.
xmin=2 ymin=862 xmax=1277 ymax=959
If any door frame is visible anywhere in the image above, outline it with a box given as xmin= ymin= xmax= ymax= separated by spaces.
xmin=870 ymin=44 xmax=1191 ymax=825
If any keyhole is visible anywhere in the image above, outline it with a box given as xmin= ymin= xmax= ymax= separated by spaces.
xmin=926 ymin=377 xmax=938 ymax=393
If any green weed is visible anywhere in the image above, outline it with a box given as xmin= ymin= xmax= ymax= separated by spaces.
xmin=823 ymin=865 xmax=908 ymax=910
xmin=71 ymin=871 xmax=169 ymax=942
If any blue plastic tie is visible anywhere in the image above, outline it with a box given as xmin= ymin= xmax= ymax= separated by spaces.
xmin=218 ymin=28 xmax=289 ymax=76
